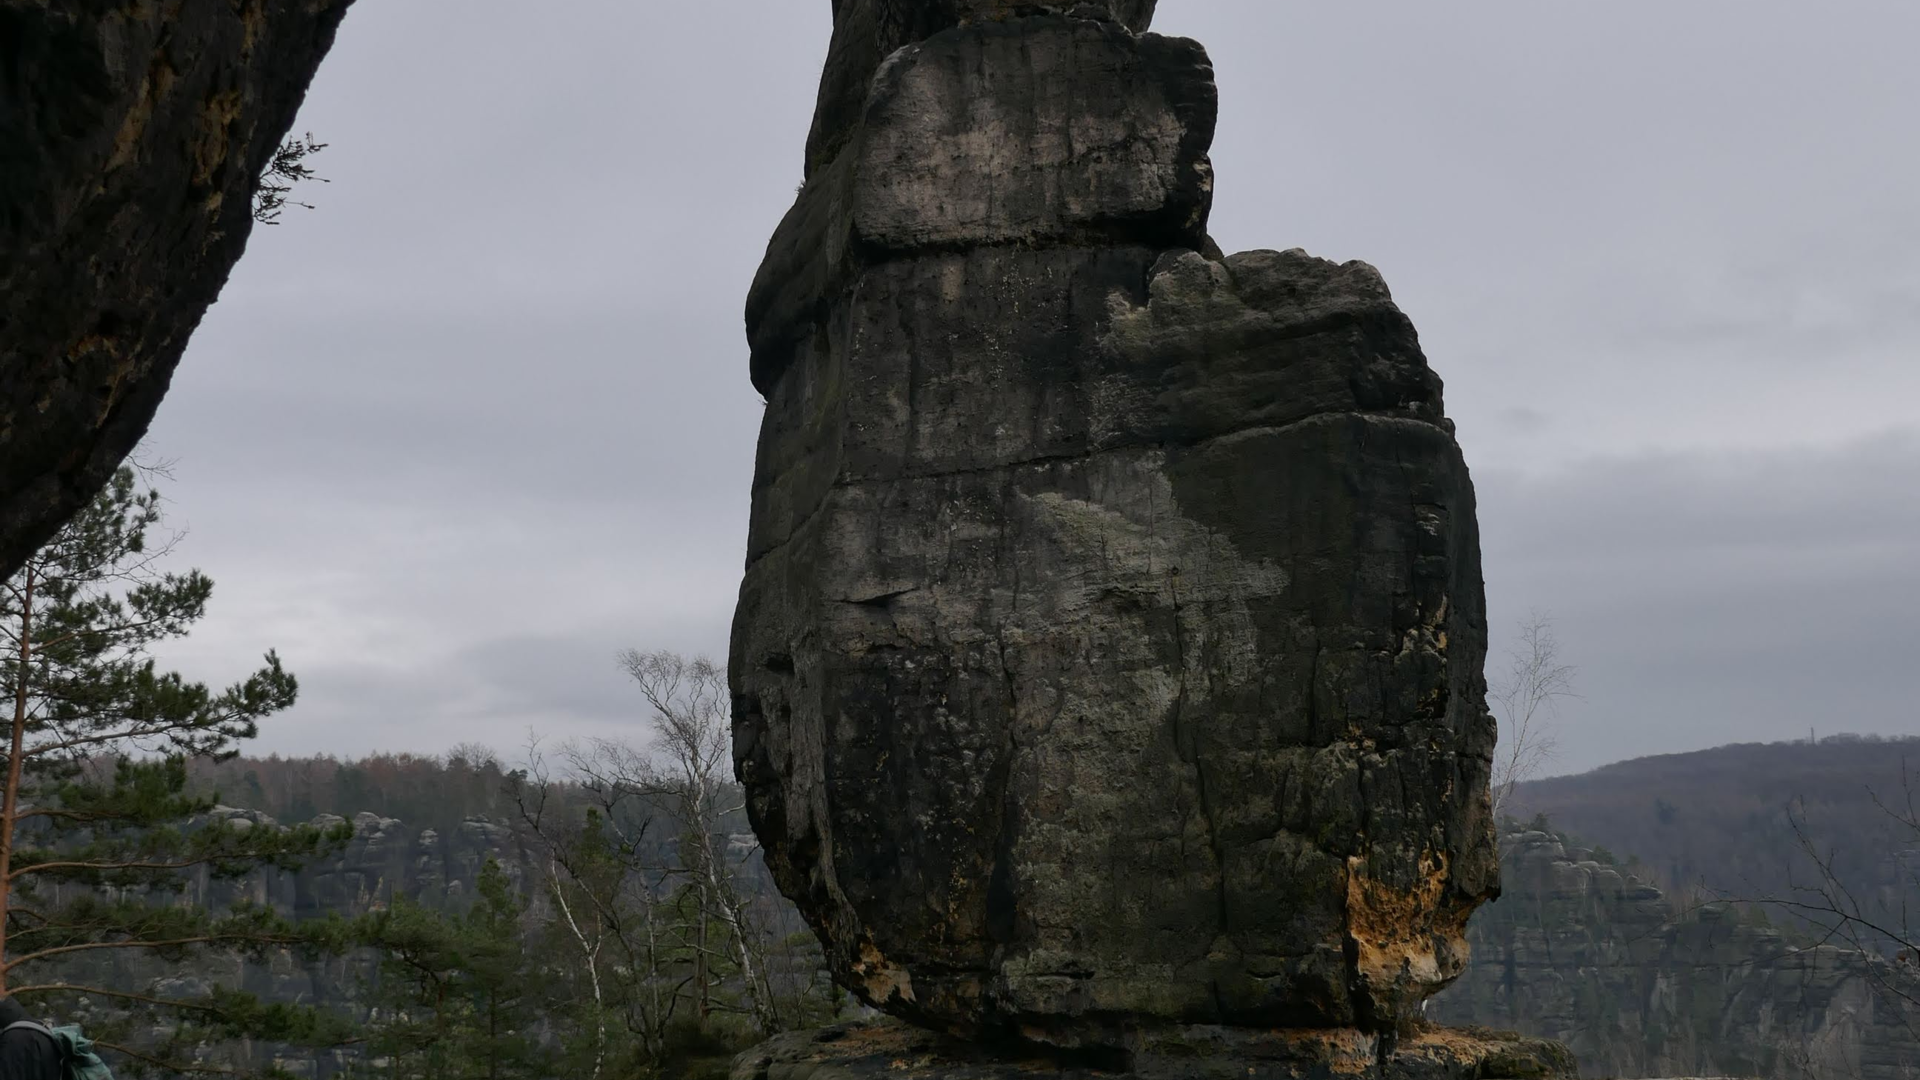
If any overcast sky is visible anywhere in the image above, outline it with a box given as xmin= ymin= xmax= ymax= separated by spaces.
xmin=142 ymin=2 xmax=1920 ymax=776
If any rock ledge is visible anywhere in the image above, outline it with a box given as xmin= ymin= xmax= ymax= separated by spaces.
xmin=732 ymin=1019 xmax=1576 ymax=1080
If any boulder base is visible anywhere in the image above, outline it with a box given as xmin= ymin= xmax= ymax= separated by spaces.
xmin=731 ymin=1020 xmax=1577 ymax=1080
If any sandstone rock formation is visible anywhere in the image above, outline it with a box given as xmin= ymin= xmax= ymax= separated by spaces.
xmin=0 ymin=0 xmax=355 ymax=578
xmin=730 ymin=1 xmax=1534 ymax=1068
xmin=1430 ymin=829 xmax=1920 ymax=1080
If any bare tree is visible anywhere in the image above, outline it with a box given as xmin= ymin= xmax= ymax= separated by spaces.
xmin=446 ymin=740 xmax=502 ymax=771
xmin=509 ymin=651 xmax=781 ymax=1058
xmin=511 ymin=738 xmax=674 ymax=1073
xmin=1489 ymin=611 xmax=1577 ymax=818
xmin=1756 ymin=773 xmax=1920 ymax=1018
xmin=609 ymin=650 xmax=779 ymax=1036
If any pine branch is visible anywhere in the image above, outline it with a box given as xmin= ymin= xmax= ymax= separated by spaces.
xmin=20 ymin=713 xmax=233 ymax=758
xmin=2 ymin=904 xmax=53 ymax=926
xmin=9 ymin=855 xmax=219 ymax=881
xmin=32 ymin=611 xmax=191 ymax=653
xmin=12 ymin=806 xmax=121 ymax=823
xmin=9 ymin=983 xmax=227 ymax=1012
xmin=4 ymin=932 xmax=301 ymax=970
xmin=91 ymin=1039 xmax=245 ymax=1077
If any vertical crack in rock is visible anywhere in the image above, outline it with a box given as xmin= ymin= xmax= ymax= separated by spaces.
xmin=987 ymin=628 xmax=1020 ymax=952
xmin=986 ymin=473 xmax=1025 ymax=962
xmin=0 ymin=0 xmax=358 ymax=577
xmin=731 ymin=2 xmax=1565 ymax=1072
xmin=1159 ymin=500 xmax=1231 ymax=977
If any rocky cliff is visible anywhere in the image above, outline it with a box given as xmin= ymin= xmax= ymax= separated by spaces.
xmin=0 ymin=0 xmax=354 ymax=577
xmin=729 ymin=1 xmax=1550 ymax=1074
xmin=28 ymin=809 xmax=540 ymax=1077
xmin=195 ymin=808 xmax=537 ymax=920
xmin=1428 ymin=830 xmax=1920 ymax=1079
xmin=50 ymin=808 xmax=537 ymax=1006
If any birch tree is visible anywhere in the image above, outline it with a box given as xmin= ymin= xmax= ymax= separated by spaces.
xmin=1489 ymin=612 xmax=1578 ymax=819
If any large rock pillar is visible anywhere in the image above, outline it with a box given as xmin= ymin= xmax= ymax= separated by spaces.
xmin=731 ymin=4 xmax=1561 ymax=1072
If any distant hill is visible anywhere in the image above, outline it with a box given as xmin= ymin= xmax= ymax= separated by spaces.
xmin=1508 ymin=733 xmax=1920 ymax=948
xmin=1430 ymin=827 xmax=1920 ymax=1079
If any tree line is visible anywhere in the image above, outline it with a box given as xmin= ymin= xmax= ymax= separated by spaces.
xmin=0 ymin=464 xmax=840 ymax=1078
xmin=183 ymin=749 xmax=524 ymax=840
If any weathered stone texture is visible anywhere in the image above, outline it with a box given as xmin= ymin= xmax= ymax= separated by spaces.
xmin=733 ymin=5 xmax=1503 ymax=1053
xmin=805 ymin=1 xmax=1159 ymax=177
xmin=749 ymin=16 xmax=1213 ymax=392
xmin=0 ymin=0 xmax=354 ymax=578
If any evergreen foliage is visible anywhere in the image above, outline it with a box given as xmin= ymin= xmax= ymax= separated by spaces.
xmin=0 ymin=466 xmax=355 ymax=1076
xmin=1 ymin=476 xmax=845 ymax=1075
xmin=357 ymin=859 xmax=543 ymax=1080
xmin=353 ymin=803 xmax=838 ymax=1080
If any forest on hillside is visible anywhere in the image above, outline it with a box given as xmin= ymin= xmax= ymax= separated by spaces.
xmin=1510 ymin=733 xmax=1920 ymax=953
xmin=194 ymin=728 xmax=1920 ymax=963
xmin=164 ymin=735 xmax=844 ymax=1080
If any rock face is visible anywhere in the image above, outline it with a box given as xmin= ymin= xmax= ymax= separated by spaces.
xmin=731 ymin=1 xmax=1508 ymax=1058
xmin=0 ymin=0 xmax=355 ymax=578
xmin=1429 ymin=830 xmax=1920 ymax=1079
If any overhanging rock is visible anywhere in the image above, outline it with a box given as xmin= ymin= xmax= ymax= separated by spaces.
xmin=0 ymin=0 xmax=356 ymax=576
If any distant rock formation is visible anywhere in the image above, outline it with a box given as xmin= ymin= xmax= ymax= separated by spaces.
xmin=206 ymin=809 xmax=534 ymax=919
xmin=0 ymin=0 xmax=355 ymax=577
xmin=49 ymin=808 xmax=538 ymax=1076
xmin=1429 ymin=830 xmax=1920 ymax=1079
xmin=730 ymin=1 xmax=1552 ymax=1073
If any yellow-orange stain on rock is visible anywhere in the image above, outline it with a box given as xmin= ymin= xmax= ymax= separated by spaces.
xmin=192 ymin=89 xmax=245 ymax=185
xmin=1344 ymin=849 xmax=1471 ymax=1005
xmin=854 ymin=938 xmax=918 ymax=1006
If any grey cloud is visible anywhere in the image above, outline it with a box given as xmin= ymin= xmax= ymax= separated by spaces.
xmin=1496 ymin=407 xmax=1551 ymax=434
xmin=246 ymin=627 xmax=722 ymax=762
xmin=134 ymin=2 xmax=1920 ymax=772
xmin=1479 ymin=430 xmax=1920 ymax=773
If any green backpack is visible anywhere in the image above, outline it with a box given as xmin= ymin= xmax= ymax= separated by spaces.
xmin=4 ymin=1020 xmax=115 ymax=1080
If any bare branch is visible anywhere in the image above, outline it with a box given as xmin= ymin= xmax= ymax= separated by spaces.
xmin=1489 ymin=611 xmax=1578 ymax=818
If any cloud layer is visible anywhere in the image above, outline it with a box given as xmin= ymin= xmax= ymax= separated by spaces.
xmin=143 ymin=2 xmax=1920 ymax=773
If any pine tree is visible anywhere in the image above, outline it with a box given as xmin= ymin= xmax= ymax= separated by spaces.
xmin=0 ymin=465 xmax=355 ymax=1074
xmin=455 ymin=859 xmax=541 ymax=1080
xmin=360 ymin=858 xmax=543 ymax=1080
xmin=357 ymin=897 xmax=461 ymax=1079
